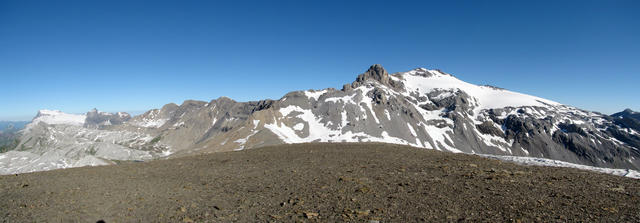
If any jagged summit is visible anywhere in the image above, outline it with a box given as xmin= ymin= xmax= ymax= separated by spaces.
xmin=613 ymin=108 xmax=638 ymax=116
xmin=215 ymin=96 xmax=236 ymax=103
xmin=356 ymin=64 xmax=390 ymax=85
xmin=344 ymin=64 xmax=404 ymax=91
xmin=612 ymin=108 xmax=640 ymax=121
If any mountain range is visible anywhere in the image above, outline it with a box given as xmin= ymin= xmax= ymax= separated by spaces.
xmin=1 ymin=65 xmax=639 ymax=175
xmin=0 ymin=121 xmax=28 ymax=132
xmin=0 ymin=121 xmax=27 ymax=153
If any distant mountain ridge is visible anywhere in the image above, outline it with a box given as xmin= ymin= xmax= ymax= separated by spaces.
xmin=613 ymin=109 xmax=640 ymax=120
xmin=1 ymin=65 xmax=639 ymax=174
xmin=0 ymin=121 xmax=28 ymax=153
xmin=0 ymin=121 xmax=28 ymax=132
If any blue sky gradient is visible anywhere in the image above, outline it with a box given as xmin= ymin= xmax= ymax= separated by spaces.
xmin=1 ymin=0 xmax=639 ymax=120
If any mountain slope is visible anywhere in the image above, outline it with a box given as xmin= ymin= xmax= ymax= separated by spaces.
xmin=2 ymin=65 xmax=639 ymax=174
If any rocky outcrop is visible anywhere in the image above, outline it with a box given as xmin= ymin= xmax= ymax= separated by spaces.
xmin=346 ymin=64 xmax=404 ymax=91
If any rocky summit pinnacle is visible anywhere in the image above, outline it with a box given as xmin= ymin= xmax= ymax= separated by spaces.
xmin=345 ymin=64 xmax=403 ymax=91
xmin=357 ymin=64 xmax=390 ymax=84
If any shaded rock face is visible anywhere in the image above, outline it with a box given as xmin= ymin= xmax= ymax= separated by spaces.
xmin=610 ymin=109 xmax=640 ymax=133
xmin=4 ymin=65 xmax=640 ymax=174
xmin=476 ymin=121 xmax=505 ymax=138
xmin=613 ymin=109 xmax=640 ymax=120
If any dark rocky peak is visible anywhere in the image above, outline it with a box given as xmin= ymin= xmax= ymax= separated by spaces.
xmin=344 ymin=64 xmax=404 ymax=91
xmin=180 ymin=100 xmax=207 ymax=107
xmin=623 ymin=109 xmax=637 ymax=115
xmin=611 ymin=109 xmax=640 ymax=132
xmin=612 ymin=109 xmax=640 ymax=120
xmin=215 ymin=96 xmax=236 ymax=104
xmin=160 ymin=103 xmax=179 ymax=113
xmin=356 ymin=64 xmax=390 ymax=85
xmin=209 ymin=96 xmax=239 ymax=109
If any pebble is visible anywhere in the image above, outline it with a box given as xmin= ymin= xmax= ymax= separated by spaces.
xmin=304 ymin=212 xmax=319 ymax=219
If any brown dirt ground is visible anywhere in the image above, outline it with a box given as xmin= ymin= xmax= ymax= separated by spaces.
xmin=1 ymin=143 xmax=639 ymax=222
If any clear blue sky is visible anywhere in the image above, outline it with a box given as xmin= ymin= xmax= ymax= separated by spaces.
xmin=1 ymin=0 xmax=638 ymax=121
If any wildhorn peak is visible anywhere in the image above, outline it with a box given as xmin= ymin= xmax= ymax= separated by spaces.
xmin=356 ymin=64 xmax=390 ymax=85
xmin=344 ymin=64 xmax=403 ymax=91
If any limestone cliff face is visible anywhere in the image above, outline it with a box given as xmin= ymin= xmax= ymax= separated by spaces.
xmin=3 ymin=65 xmax=639 ymax=174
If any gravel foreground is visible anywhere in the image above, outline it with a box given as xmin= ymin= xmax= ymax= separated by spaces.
xmin=1 ymin=143 xmax=639 ymax=222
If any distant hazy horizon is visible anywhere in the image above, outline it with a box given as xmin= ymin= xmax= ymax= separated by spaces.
xmin=1 ymin=0 xmax=638 ymax=121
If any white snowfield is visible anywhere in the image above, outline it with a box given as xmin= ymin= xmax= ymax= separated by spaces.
xmin=401 ymin=68 xmax=560 ymax=111
xmin=25 ymin=109 xmax=86 ymax=130
xmin=481 ymin=154 xmax=640 ymax=179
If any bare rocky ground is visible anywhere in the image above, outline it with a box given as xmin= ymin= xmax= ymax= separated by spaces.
xmin=1 ymin=143 xmax=639 ymax=222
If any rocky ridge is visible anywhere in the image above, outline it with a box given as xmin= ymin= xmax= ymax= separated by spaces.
xmin=1 ymin=65 xmax=639 ymax=174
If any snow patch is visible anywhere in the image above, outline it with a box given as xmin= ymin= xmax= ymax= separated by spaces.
xmin=325 ymin=94 xmax=356 ymax=104
xmin=264 ymin=105 xmax=420 ymax=147
xmin=481 ymin=154 xmax=640 ymax=179
xmin=304 ymin=89 xmax=328 ymax=101
xmin=407 ymin=123 xmax=417 ymax=137
xmin=136 ymin=118 xmax=168 ymax=128
xmin=401 ymin=71 xmax=559 ymax=113
xmin=293 ymin=123 xmax=304 ymax=131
